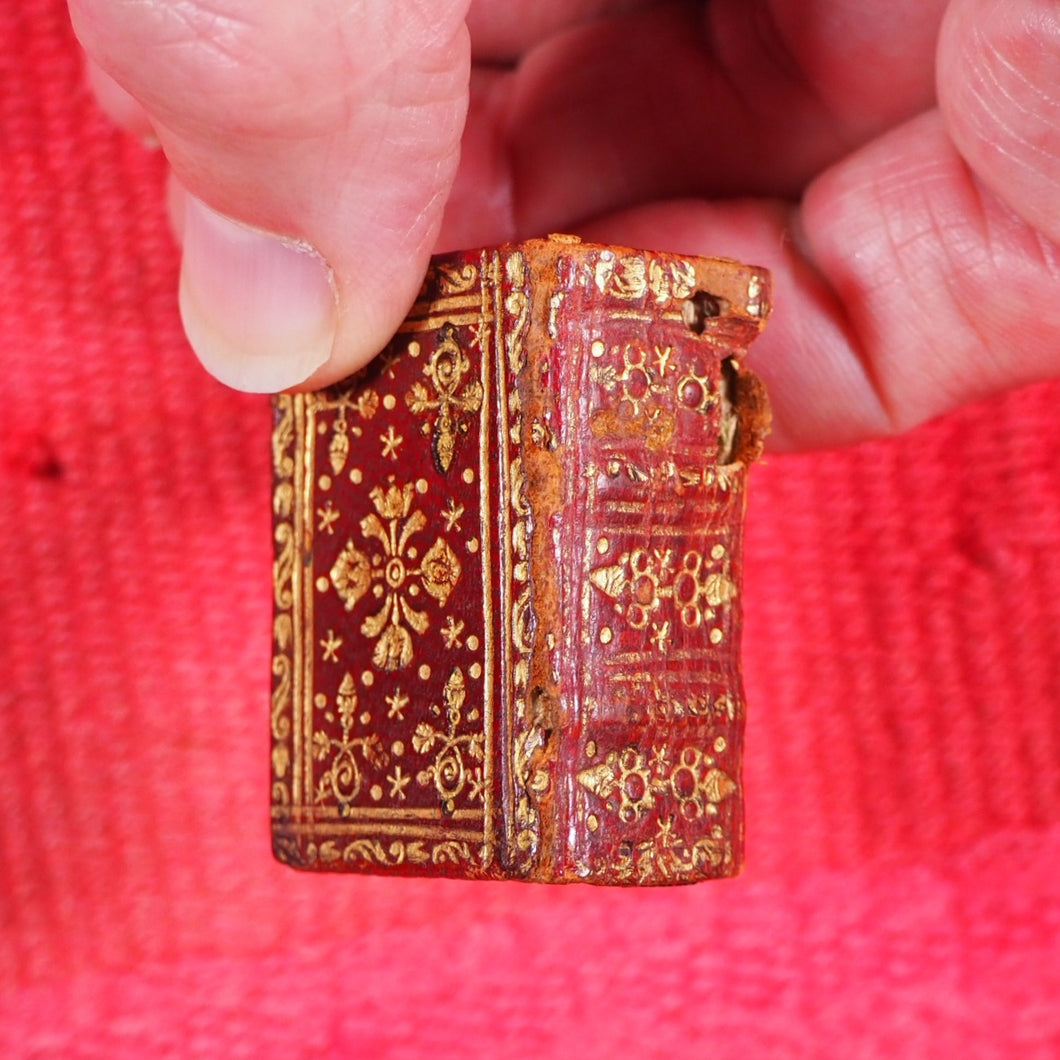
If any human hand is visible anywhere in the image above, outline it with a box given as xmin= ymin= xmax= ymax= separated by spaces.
xmin=70 ymin=0 xmax=1060 ymax=450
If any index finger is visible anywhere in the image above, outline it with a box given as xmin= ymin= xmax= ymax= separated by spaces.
xmin=482 ymin=0 xmax=946 ymax=235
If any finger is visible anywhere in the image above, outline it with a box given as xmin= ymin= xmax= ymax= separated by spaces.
xmin=581 ymin=112 xmax=1060 ymax=451
xmin=69 ymin=0 xmax=470 ymax=392
xmin=938 ymin=0 xmax=1060 ymax=245
xmin=496 ymin=0 xmax=946 ymax=234
xmin=436 ymin=68 xmax=515 ymax=250
xmin=84 ymin=58 xmax=156 ymax=142
xmin=466 ymin=0 xmax=659 ymax=62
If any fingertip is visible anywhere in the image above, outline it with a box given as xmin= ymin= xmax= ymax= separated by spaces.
xmin=166 ymin=171 xmax=186 ymax=246
xmin=83 ymin=58 xmax=158 ymax=144
xmin=435 ymin=69 xmax=517 ymax=251
xmin=938 ymin=0 xmax=1060 ymax=244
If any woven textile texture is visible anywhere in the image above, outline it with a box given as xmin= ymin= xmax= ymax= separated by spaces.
xmin=1 ymin=4 xmax=1058 ymax=1058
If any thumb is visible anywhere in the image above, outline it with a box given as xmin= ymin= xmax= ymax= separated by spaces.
xmin=938 ymin=0 xmax=1060 ymax=245
xmin=70 ymin=0 xmax=471 ymax=392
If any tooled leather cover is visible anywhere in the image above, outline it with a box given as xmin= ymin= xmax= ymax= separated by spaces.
xmin=270 ymin=236 xmax=771 ymax=884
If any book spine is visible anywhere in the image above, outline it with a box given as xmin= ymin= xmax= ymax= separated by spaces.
xmin=487 ymin=245 xmax=542 ymax=877
xmin=516 ymin=239 xmax=770 ymax=883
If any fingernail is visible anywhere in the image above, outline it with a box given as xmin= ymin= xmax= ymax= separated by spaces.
xmin=178 ymin=194 xmax=337 ymax=392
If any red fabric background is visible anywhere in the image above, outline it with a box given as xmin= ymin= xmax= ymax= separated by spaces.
xmin=2 ymin=4 xmax=1059 ymax=1056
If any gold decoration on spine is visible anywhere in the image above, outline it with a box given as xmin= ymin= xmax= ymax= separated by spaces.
xmin=576 ymin=742 xmax=737 ymax=825
xmin=588 ymin=338 xmax=717 ymax=449
xmin=505 ymin=255 xmax=529 ymax=377
xmin=609 ymin=679 xmax=740 ymax=724
xmin=499 ymin=250 xmax=542 ymax=862
xmin=591 ymin=252 xmax=696 ymax=303
xmin=589 ymin=545 xmax=737 ymax=635
xmin=605 ymin=817 xmax=733 ymax=884
xmin=572 ymin=247 xmax=747 ymax=882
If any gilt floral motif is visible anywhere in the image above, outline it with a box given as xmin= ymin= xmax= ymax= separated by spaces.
xmin=589 ymin=545 xmax=737 ymax=635
xmin=313 ymin=673 xmax=388 ymax=816
xmin=577 ymin=742 xmax=737 ymax=824
xmin=328 ymin=482 xmax=461 ymax=670
xmin=407 ymin=323 xmax=484 ymax=473
xmin=413 ymin=668 xmax=485 ymax=813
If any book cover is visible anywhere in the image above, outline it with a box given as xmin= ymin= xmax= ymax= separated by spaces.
xmin=270 ymin=235 xmax=771 ymax=884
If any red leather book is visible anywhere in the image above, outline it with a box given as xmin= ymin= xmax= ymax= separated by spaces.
xmin=270 ymin=236 xmax=771 ymax=884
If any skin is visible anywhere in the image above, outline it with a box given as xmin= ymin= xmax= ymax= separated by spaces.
xmin=69 ymin=0 xmax=1060 ymax=450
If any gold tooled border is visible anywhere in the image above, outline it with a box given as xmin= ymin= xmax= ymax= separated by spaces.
xmin=270 ymin=393 xmax=297 ymax=843
xmin=272 ymin=262 xmax=504 ymax=870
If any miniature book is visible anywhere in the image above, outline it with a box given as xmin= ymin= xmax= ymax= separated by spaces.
xmin=270 ymin=235 xmax=771 ymax=884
